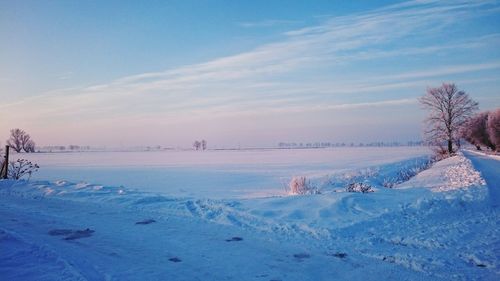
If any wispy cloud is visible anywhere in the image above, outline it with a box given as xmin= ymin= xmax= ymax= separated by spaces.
xmin=384 ymin=61 xmax=500 ymax=81
xmin=3 ymin=0 xmax=499 ymax=140
xmin=238 ymin=19 xmax=300 ymax=28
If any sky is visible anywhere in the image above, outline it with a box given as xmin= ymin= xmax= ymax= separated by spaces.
xmin=1 ymin=0 xmax=499 ymax=148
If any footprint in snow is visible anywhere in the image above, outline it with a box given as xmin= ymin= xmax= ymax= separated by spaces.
xmin=329 ymin=252 xmax=348 ymax=259
xmin=48 ymin=229 xmax=74 ymax=236
xmin=64 ymin=228 xmax=95 ymax=240
xmin=293 ymin=253 xmax=311 ymax=261
xmin=225 ymin=236 xmax=243 ymax=242
xmin=135 ymin=219 xmax=156 ymax=225
xmin=48 ymin=228 xmax=95 ymax=240
xmin=382 ymin=256 xmax=396 ymax=263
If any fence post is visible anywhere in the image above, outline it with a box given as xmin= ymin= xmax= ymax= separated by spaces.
xmin=1 ymin=145 xmax=9 ymax=179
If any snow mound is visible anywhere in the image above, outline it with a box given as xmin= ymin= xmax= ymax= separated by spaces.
xmin=398 ymin=153 xmax=486 ymax=192
xmin=436 ymin=154 xmax=486 ymax=191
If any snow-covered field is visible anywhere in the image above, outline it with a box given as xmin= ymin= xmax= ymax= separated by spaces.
xmin=1 ymin=148 xmax=499 ymax=280
xmin=14 ymin=147 xmax=431 ymax=198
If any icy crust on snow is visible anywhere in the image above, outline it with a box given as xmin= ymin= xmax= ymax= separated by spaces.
xmin=398 ymin=153 xmax=486 ymax=192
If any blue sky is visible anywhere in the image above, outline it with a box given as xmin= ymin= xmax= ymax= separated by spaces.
xmin=1 ymin=0 xmax=499 ymax=147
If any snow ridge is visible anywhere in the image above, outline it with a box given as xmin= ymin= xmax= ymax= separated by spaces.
xmin=436 ymin=152 xmax=486 ymax=192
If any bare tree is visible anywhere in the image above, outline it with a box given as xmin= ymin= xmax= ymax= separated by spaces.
xmin=201 ymin=139 xmax=207 ymax=150
xmin=6 ymin=129 xmax=32 ymax=153
xmin=419 ymin=83 xmax=478 ymax=154
xmin=487 ymin=108 xmax=500 ymax=152
xmin=193 ymin=140 xmax=201 ymax=150
xmin=24 ymin=140 xmax=36 ymax=153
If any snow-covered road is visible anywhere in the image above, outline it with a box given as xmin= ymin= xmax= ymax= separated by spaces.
xmin=463 ymin=150 xmax=500 ymax=208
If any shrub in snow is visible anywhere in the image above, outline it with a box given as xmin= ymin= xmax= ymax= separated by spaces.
xmin=7 ymin=159 xmax=39 ymax=180
xmin=288 ymin=176 xmax=319 ymax=195
xmin=382 ymin=158 xmax=434 ymax=188
xmin=346 ymin=182 xmax=374 ymax=193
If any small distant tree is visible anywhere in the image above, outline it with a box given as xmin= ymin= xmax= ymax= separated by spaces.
xmin=193 ymin=140 xmax=201 ymax=150
xmin=7 ymin=128 xmax=32 ymax=153
xmin=487 ymin=109 xmax=499 ymax=152
xmin=201 ymin=140 xmax=207 ymax=150
xmin=419 ymin=83 xmax=478 ymax=154
xmin=69 ymin=145 xmax=80 ymax=151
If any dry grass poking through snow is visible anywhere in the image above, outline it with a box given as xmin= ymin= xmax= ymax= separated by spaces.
xmin=288 ymin=176 xmax=320 ymax=195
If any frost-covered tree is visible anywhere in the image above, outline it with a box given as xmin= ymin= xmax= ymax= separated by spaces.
xmin=462 ymin=112 xmax=492 ymax=151
xmin=419 ymin=83 xmax=478 ymax=154
xmin=487 ymin=108 xmax=500 ymax=152
xmin=201 ymin=139 xmax=207 ymax=150
xmin=6 ymin=128 xmax=32 ymax=153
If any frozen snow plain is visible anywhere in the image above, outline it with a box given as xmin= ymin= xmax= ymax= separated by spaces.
xmin=1 ymin=148 xmax=499 ymax=281
xmin=16 ymin=147 xmax=431 ymax=198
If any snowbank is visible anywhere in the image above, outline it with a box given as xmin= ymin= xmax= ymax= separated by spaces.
xmin=398 ymin=153 xmax=486 ymax=192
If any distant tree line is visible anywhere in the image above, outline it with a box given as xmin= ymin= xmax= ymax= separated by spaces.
xmin=461 ymin=109 xmax=499 ymax=152
xmin=40 ymin=145 xmax=93 ymax=152
xmin=278 ymin=141 xmax=424 ymax=148
xmin=37 ymin=145 xmax=167 ymax=152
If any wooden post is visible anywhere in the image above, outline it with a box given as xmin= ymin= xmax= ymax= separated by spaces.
xmin=1 ymin=145 xmax=9 ymax=179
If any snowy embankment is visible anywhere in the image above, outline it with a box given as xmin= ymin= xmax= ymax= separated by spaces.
xmin=398 ymin=152 xmax=485 ymax=191
xmin=1 ymin=152 xmax=499 ymax=280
